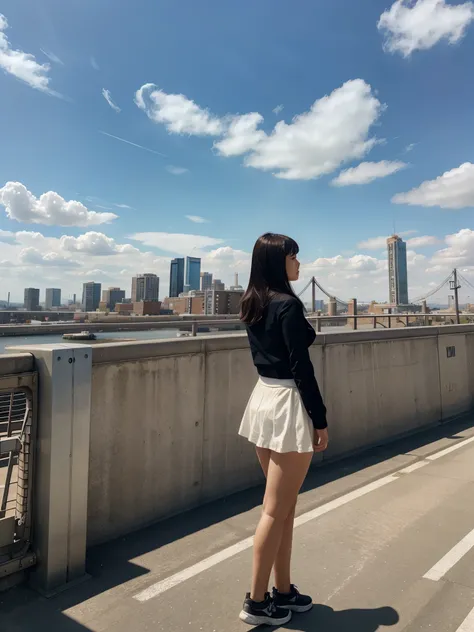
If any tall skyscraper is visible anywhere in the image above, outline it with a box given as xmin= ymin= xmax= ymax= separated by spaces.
xmin=200 ymin=272 xmax=213 ymax=292
xmin=102 ymin=287 xmax=126 ymax=311
xmin=82 ymin=282 xmax=102 ymax=312
xmin=185 ymin=257 xmax=201 ymax=292
xmin=24 ymin=288 xmax=40 ymax=311
xmin=169 ymin=258 xmax=185 ymax=297
xmin=131 ymin=274 xmax=159 ymax=302
xmin=387 ymin=235 xmax=409 ymax=306
xmin=45 ymin=288 xmax=61 ymax=310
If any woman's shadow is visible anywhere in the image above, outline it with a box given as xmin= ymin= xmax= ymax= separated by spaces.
xmin=280 ymin=604 xmax=400 ymax=631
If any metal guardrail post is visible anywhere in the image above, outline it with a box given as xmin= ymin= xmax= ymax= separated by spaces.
xmin=7 ymin=344 xmax=92 ymax=595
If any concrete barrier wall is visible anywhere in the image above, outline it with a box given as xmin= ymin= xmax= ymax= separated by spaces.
xmin=87 ymin=325 xmax=474 ymax=545
xmin=0 ymin=353 xmax=34 ymax=376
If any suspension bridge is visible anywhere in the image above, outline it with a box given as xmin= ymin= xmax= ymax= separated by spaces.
xmin=298 ymin=268 xmax=472 ymax=320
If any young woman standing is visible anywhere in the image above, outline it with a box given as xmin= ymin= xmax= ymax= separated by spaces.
xmin=238 ymin=233 xmax=329 ymax=627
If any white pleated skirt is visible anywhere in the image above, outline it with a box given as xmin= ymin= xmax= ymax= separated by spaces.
xmin=239 ymin=376 xmax=314 ymax=454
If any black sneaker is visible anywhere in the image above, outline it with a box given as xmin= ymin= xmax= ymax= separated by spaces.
xmin=239 ymin=592 xmax=292 ymax=626
xmin=272 ymin=585 xmax=313 ymax=613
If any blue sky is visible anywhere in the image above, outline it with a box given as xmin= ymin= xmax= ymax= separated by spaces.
xmin=1 ymin=0 xmax=474 ymax=303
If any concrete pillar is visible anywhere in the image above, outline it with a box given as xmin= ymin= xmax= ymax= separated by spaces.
xmin=7 ymin=344 xmax=92 ymax=596
xmin=348 ymin=299 xmax=357 ymax=330
xmin=422 ymin=300 xmax=427 ymax=314
xmin=328 ymin=298 xmax=337 ymax=317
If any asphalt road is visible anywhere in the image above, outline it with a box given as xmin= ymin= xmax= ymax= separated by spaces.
xmin=2 ymin=418 xmax=474 ymax=632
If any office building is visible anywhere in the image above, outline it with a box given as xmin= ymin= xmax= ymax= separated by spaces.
xmin=204 ymin=289 xmax=244 ymax=315
xmin=82 ymin=282 xmax=101 ymax=312
xmin=200 ymin=272 xmax=213 ymax=292
xmin=387 ymin=235 xmax=409 ymax=306
xmin=133 ymin=301 xmax=162 ymax=316
xmin=169 ymin=258 xmax=185 ymax=297
xmin=45 ymin=288 xmax=61 ymax=310
xmin=102 ymin=287 xmax=126 ymax=311
xmin=131 ymin=274 xmax=160 ymax=302
xmin=185 ymin=257 xmax=201 ymax=292
xmin=24 ymin=288 xmax=40 ymax=311
xmin=212 ymin=279 xmax=225 ymax=291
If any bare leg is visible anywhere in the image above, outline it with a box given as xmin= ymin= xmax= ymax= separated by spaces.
xmin=273 ymin=502 xmax=296 ymax=594
xmin=250 ymin=450 xmax=313 ymax=602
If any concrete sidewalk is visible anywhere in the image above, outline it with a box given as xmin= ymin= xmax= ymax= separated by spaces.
xmin=2 ymin=416 xmax=474 ymax=632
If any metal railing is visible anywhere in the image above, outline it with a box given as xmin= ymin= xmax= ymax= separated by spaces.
xmin=0 ymin=373 xmax=37 ymax=578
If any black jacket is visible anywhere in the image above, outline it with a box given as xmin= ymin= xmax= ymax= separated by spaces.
xmin=246 ymin=294 xmax=327 ymax=430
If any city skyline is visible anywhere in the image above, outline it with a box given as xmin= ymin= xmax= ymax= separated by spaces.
xmin=1 ymin=2 xmax=474 ymax=305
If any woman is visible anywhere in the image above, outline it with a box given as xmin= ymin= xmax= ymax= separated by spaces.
xmin=238 ymin=233 xmax=328 ymax=627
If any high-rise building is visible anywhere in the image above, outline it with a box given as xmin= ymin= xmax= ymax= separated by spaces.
xmin=387 ymin=235 xmax=409 ymax=306
xmin=212 ymin=279 xmax=225 ymax=291
xmin=82 ymin=282 xmax=102 ymax=312
xmin=102 ymin=287 xmax=126 ymax=311
xmin=24 ymin=288 xmax=40 ymax=311
xmin=185 ymin=257 xmax=201 ymax=292
xmin=45 ymin=288 xmax=61 ymax=310
xmin=169 ymin=258 xmax=185 ymax=297
xmin=131 ymin=274 xmax=159 ymax=302
xmin=200 ymin=272 xmax=213 ymax=292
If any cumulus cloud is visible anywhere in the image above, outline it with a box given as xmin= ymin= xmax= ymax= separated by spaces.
xmin=273 ymin=104 xmax=284 ymax=115
xmin=136 ymin=79 xmax=384 ymax=180
xmin=102 ymin=88 xmax=121 ymax=113
xmin=0 ymin=182 xmax=118 ymax=226
xmin=60 ymin=232 xmax=139 ymax=256
xmin=19 ymin=247 xmax=79 ymax=267
xmin=331 ymin=160 xmax=407 ymax=186
xmin=358 ymin=230 xmax=419 ymax=250
xmin=0 ymin=14 xmax=60 ymax=96
xmin=135 ymin=83 xmax=224 ymax=135
xmin=185 ymin=215 xmax=209 ymax=223
xmin=214 ymin=113 xmax=265 ymax=157
xmin=167 ymin=165 xmax=189 ymax=175
xmin=392 ymin=162 xmax=474 ymax=209
xmin=378 ymin=0 xmax=474 ymax=57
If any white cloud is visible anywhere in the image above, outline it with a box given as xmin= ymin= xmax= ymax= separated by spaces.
xmin=40 ymin=49 xmax=63 ymax=65
xmin=244 ymin=80 xmax=384 ymax=180
xmin=185 ymin=215 xmax=209 ymax=223
xmin=273 ymin=104 xmax=284 ymax=115
xmin=406 ymin=235 xmax=441 ymax=248
xmin=378 ymin=0 xmax=474 ymax=57
xmin=90 ymin=56 xmax=99 ymax=71
xmin=136 ymin=79 xmax=385 ymax=180
xmin=60 ymin=232 xmax=139 ymax=256
xmin=135 ymin=83 xmax=224 ymax=135
xmin=102 ymin=88 xmax=121 ymax=113
xmin=0 ymin=181 xmax=118 ymax=226
xmin=358 ymin=230 xmax=419 ymax=250
xmin=19 ymin=247 xmax=79 ymax=267
xmin=214 ymin=113 xmax=266 ymax=157
xmin=392 ymin=162 xmax=474 ymax=209
xmin=331 ymin=160 xmax=407 ymax=186
xmin=130 ymin=232 xmax=223 ymax=255
xmin=405 ymin=143 xmax=416 ymax=153
xmin=167 ymin=165 xmax=189 ymax=175
xmin=0 ymin=14 xmax=60 ymax=96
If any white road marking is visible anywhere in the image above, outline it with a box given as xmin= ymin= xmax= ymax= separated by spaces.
xmin=456 ymin=606 xmax=474 ymax=632
xmin=426 ymin=436 xmax=474 ymax=462
xmin=399 ymin=461 xmax=429 ymax=474
xmin=424 ymin=527 xmax=474 ymax=582
xmin=134 ymin=475 xmax=397 ymax=602
xmin=294 ymin=475 xmax=397 ymax=528
xmin=134 ymin=537 xmax=253 ymax=602
xmin=134 ymin=433 xmax=474 ymax=603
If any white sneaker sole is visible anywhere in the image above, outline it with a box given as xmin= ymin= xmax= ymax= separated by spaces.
xmin=239 ymin=609 xmax=292 ymax=626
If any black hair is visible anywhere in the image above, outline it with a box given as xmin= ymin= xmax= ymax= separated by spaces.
xmin=240 ymin=232 xmax=302 ymax=325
